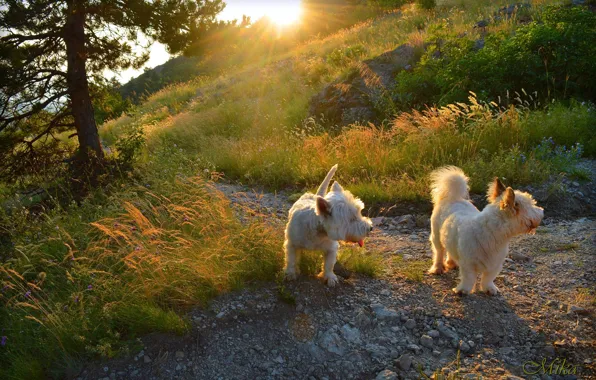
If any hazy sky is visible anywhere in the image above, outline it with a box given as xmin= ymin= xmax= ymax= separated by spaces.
xmin=114 ymin=0 xmax=302 ymax=83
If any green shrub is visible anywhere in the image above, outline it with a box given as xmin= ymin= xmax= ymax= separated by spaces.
xmin=416 ymin=0 xmax=436 ymax=10
xmin=395 ymin=6 xmax=596 ymax=109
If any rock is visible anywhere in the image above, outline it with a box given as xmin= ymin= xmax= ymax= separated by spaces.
xmin=459 ymin=340 xmax=471 ymax=353
xmin=319 ymin=328 xmax=346 ymax=356
xmin=340 ymin=324 xmax=362 ymax=344
xmin=354 ymin=309 xmax=373 ymax=329
xmin=438 ymin=324 xmax=458 ymax=341
xmin=216 ymin=311 xmax=225 ymax=319
xmin=407 ymin=344 xmax=421 ymax=354
xmin=309 ymin=44 xmax=416 ymax=126
xmin=405 ymin=319 xmax=416 ymax=329
xmin=103 ymin=367 xmax=109 ymax=373
xmin=375 ymin=369 xmax=398 ymax=380
xmin=420 ymin=335 xmax=434 ymax=348
xmin=175 ymin=351 xmax=185 ymax=360
xmin=175 ymin=364 xmax=182 ymax=371
xmin=396 ymin=215 xmax=415 ymax=229
xmin=428 ymin=330 xmax=440 ymax=339
xmin=143 ymin=355 xmax=151 ymax=364
xmin=274 ymin=355 xmax=284 ymax=364
xmin=398 ymin=354 xmax=412 ymax=371
xmin=510 ymin=252 xmax=531 ymax=262
xmin=371 ymin=303 xmax=400 ymax=321
xmin=568 ymin=305 xmax=589 ymax=315
xmin=372 ymin=217 xmax=385 ymax=226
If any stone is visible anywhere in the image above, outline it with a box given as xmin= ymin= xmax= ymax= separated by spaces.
xmin=319 ymin=328 xmax=346 ymax=356
xmin=372 ymin=217 xmax=385 ymax=226
xmin=510 ymin=252 xmax=531 ymax=262
xmin=371 ymin=303 xmax=400 ymax=321
xmin=428 ymin=330 xmax=440 ymax=338
xmin=143 ymin=355 xmax=151 ymax=364
xmin=175 ymin=351 xmax=185 ymax=360
xmin=340 ymin=324 xmax=362 ymax=345
xmin=568 ymin=305 xmax=588 ymax=315
xmin=375 ymin=369 xmax=398 ymax=380
xmin=405 ymin=319 xmax=416 ymax=329
xmin=309 ymin=44 xmax=416 ymax=126
xmin=459 ymin=340 xmax=471 ymax=353
xmin=398 ymin=354 xmax=412 ymax=371
xmin=354 ymin=309 xmax=373 ymax=329
xmin=420 ymin=335 xmax=434 ymax=348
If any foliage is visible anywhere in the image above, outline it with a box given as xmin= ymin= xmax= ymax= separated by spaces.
xmin=0 ymin=0 xmax=225 ymax=186
xmin=395 ymin=6 xmax=596 ymax=109
xmin=339 ymin=248 xmax=384 ymax=277
xmin=0 ymin=172 xmax=283 ymax=379
xmin=416 ymin=0 xmax=436 ymax=10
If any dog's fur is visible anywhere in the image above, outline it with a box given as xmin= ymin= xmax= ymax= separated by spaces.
xmin=283 ymin=165 xmax=373 ymax=286
xmin=428 ymin=166 xmax=543 ymax=295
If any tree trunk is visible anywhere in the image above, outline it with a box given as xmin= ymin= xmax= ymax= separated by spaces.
xmin=64 ymin=0 xmax=103 ymax=160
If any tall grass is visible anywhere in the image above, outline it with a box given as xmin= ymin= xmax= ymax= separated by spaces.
xmin=0 ymin=174 xmax=283 ymax=379
xmin=99 ymin=0 xmax=592 ymax=204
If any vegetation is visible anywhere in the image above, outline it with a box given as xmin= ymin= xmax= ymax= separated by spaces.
xmin=0 ymin=0 xmax=225 ymax=180
xmin=1 ymin=0 xmax=595 ymax=378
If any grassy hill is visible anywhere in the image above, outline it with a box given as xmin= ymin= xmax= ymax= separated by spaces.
xmin=2 ymin=0 xmax=595 ymax=378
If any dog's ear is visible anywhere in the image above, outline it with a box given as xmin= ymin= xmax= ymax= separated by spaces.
xmin=316 ymin=196 xmax=332 ymax=217
xmin=331 ymin=181 xmax=344 ymax=193
xmin=500 ymin=187 xmax=515 ymax=210
xmin=488 ymin=177 xmax=506 ymax=202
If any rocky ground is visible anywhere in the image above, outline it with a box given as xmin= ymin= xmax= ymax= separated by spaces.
xmin=78 ymin=165 xmax=595 ymax=380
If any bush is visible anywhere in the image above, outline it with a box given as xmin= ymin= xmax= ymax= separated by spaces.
xmin=395 ymin=6 xmax=596 ymax=109
xmin=416 ymin=0 xmax=436 ymax=10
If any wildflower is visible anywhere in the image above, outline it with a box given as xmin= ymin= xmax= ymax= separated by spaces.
xmin=87 ymin=285 xmax=93 ymax=290
xmin=1 ymin=336 xmax=6 ymax=346
xmin=75 ymin=296 xmax=79 ymax=303
xmin=135 ymin=246 xmax=142 ymax=251
xmin=24 ymin=290 xmax=31 ymax=298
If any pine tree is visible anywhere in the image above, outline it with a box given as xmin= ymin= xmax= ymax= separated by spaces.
xmin=0 ymin=0 xmax=224 ymax=179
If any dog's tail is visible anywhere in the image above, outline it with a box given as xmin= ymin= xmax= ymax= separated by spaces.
xmin=316 ymin=164 xmax=338 ymax=196
xmin=430 ymin=166 xmax=469 ymax=204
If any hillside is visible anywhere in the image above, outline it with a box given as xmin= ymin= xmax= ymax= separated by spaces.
xmin=1 ymin=0 xmax=595 ymax=378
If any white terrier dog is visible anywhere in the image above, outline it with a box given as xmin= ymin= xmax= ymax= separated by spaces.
xmin=427 ymin=166 xmax=543 ymax=295
xmin=284 ymin=164 xmax=373 ymax=287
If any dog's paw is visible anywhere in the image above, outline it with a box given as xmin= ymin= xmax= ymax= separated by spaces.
xmin=428 ymin=265 xmax=445 ymax=275
xmin=445 ymin=258 xmax=458 ymax=270
xmin=452 ymin=286 xmax=470 ymax=296
xmin=320 ymin=272 xmax=339 ymax=287
xmin=480 ymin=283 xmax=499 ymax=296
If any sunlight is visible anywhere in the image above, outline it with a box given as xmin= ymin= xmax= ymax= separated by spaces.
xmin=263 ymin=2 xmax=302 ymax=26
xmin=220 ymin=0 xmax=303 ymax=27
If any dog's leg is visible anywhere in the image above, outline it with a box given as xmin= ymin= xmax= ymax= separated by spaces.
xmin=284 ymin=242 xmax=299 ymax=281
xmin=428 ymin=232 xmax=446 ymax=275
xmin=445 ymin=254 xmax=458 ymax=271
xmin=319 ymin=246 xmax=339 ymax=287
xmin=453 ymin=265 xmax=476 ymax=295
xmin=479 ymin=264 xmax=502 ymax=295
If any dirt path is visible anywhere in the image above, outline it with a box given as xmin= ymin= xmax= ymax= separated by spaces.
xmin=78 ymin=179 xmax=595 ymax=380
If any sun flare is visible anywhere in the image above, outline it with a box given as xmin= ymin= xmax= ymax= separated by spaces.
xmin=263 ymin=2 xmax=302 ymax=26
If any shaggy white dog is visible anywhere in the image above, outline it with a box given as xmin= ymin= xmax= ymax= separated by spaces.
xmin=284 ymin=165 xmax=373 ymax=287
xmin=428 ymin=166 xmax=543 ymax=295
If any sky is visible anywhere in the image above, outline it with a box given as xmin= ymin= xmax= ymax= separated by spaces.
xmin=113 ymin=0 xmax=302 ymax=83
